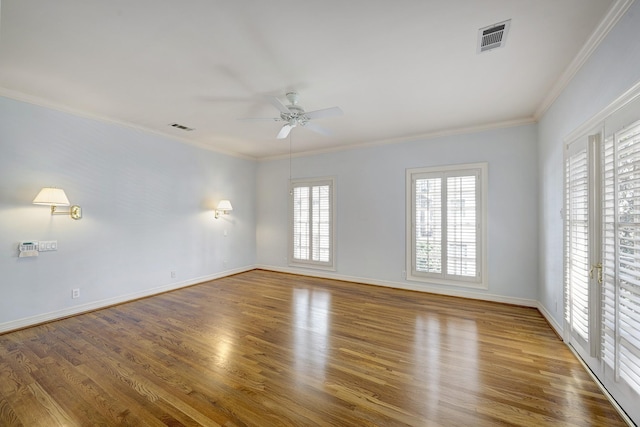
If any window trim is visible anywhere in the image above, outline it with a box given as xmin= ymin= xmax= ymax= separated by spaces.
xmin=288 ymin=176 xmax=336 ymax=271
xmin=406 ymin=163 xmax=488 ymax=289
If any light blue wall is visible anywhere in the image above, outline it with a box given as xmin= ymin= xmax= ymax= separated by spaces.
xmin=257 ymin=124 xmax=539 ymax=302
xmin=538 ymin=1 xmax=640 ymax=325
xmin=5 ymin=1 xmax=639 ymax=333
xmin=0 ymin=97 xmax=256 ymax=329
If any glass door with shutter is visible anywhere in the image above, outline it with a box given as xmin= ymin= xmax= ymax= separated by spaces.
xmin=564 ymin=95 xmax=640 ymax=425
xmin=600 ymin=98 xmax=640 ymax=423
xmin=565 ymin=132 xmax=602 ymax=370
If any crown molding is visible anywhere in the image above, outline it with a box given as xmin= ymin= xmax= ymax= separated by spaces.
xmin=259 ymin=117 xmax=536 ymax=162
xmin=534 ymin=0 xmax=636 ymax=119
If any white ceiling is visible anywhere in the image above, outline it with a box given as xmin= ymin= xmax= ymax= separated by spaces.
xmin=0 ymin=0 xmax=617 ymax=159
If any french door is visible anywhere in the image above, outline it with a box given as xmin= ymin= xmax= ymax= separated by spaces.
xmin=564 ymin=96 xmax=640 ymax=425
xmin=565 ymin=133 xmax=602 ymax=369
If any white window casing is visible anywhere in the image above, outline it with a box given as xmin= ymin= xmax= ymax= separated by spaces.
xmin=406 ymin=163 xmax=488 ymax=289
xmin=289 ymin=177 xmax=336 ymax=270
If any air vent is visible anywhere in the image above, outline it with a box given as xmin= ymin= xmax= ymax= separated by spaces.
xmin=477 ymin=19 xmax=511 ymax=53
xmin=169 ymin=123 xmax=194 ymax=131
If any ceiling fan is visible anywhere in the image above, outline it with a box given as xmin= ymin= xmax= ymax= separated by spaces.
xmin=242 ymin=92 xmax=343 ymax=139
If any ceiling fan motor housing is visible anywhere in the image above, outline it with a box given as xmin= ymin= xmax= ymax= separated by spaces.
xmin=281 ymin=104 xmax=306 ymax=125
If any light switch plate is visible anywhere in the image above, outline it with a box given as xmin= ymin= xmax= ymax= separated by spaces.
xmin=38 ymin=241 xmax=58 ymax=252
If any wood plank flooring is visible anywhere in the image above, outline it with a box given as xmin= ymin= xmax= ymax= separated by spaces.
xmin=0 ymin=270 xmax=628 ymax=426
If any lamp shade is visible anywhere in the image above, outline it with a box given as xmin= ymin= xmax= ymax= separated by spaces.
xmin=216 ymin=200 xmax=233 ymax=211
xmin=32 ymin=187 xmax=70 ymax=206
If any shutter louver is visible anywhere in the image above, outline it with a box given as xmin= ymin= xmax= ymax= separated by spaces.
xmin=312 ymin=185 xmax=331 ymax=262
xmin=415 ymin=178 xmax=442 ymax=274
xmin=603 ymin=120 xmax=640 ymax=394
xmin=447 ymin=175 xmax=477 ymax=277
xmin=565 ymin=149 xmax=590 ymax=341
xmin=293 ymin=186 xmax=310 ymax=260
xmin=602 ymin=135 xmax=617 ymax=370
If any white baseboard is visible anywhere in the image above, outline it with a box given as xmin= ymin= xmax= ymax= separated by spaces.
xmin=0 ymin=265 xmax=254 ymax=334
xmin=0 ymin=264 xmax=544 ymax=334
xmin=536 ymin=301 xmax=564 ymax=337
xmin=255 ymin=264 xmax=538 ymax=308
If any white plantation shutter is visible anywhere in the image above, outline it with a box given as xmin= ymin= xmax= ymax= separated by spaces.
xmin=447 ymin=175 xmax=477 ymax=277
xmin=602 ymin=135 xmax=617 ymax=367
xmin=415 ymin=177 xmax=442 ymax=274
xmin=564 ymin=147 xmax=591 ymax=341
xmin=408 ymin=164 xmax=486 ymax=288
xmin=311 ymin=185 xmax=330 ymax=262
xmin=602 ymin=120 xmax=640 ymax=395
xmin=290 ymin=178 xmax=335 ymax=269
xmin=293 ymin=186 xmax=310 ymax=260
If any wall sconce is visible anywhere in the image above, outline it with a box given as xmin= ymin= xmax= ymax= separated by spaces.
xmin=215 ymin=200 xmax=233 ymax=219
xmin=33 ymin=187 xmax=82 ymax=220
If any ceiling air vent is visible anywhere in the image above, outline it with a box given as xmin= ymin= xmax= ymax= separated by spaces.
xmin=477 ymin=19 xmax=511 ymax=53
xmin=169 ymin=123 xmax=194 ymax=131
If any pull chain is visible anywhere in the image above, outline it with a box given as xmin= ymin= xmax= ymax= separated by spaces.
xmin=289 ymin=132 xmax=293 ymax=195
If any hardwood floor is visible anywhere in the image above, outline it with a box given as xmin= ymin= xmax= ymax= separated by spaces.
xmin=0 ymin=270 xmax=627 ymax=426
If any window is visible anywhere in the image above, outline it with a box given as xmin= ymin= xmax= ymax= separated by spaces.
xmin=289 ymin=177 xmax=335 ymax=270
xmin=406 ymin=163 xmax=487 ymax=288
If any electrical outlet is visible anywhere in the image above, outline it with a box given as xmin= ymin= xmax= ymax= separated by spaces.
xmin=402 ymin=270 xmax=406 ymax=279
xmin=72 ymin=288 xmax=80 ymax=299
xmin=170 ymin=271 xmax=176 ymax=279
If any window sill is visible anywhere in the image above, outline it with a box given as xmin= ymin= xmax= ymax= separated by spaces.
xmin=288 ymin=261 xmax=336 ymax=272
xmin=406 ymin=273 xmax=488 ymax=290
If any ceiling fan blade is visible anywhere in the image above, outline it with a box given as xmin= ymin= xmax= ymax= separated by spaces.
xmin=277 ymin=124 xmax=293 ymax=139
xmin=267 ymin=95 xmax=292 ymax=115
xmin=302 ymin=121 xmax=332 ymax=136
xmin=304 ymin=106 xmax=343 ymax=120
